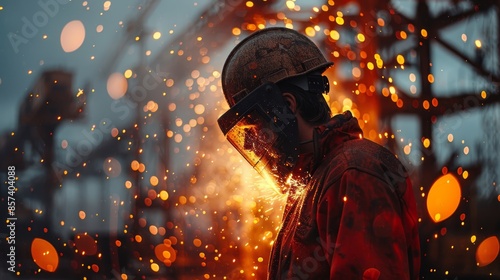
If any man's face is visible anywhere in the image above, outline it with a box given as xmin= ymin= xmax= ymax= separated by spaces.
xmin=218 ymin=83 xmax=300 ymax=189
xmin=227 ymin=110 xmax=279 ymax=172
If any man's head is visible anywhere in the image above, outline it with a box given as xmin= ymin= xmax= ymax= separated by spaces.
xmin=222 ymin=27 xmax=333 ymax=120
xmin=218 ymin=27 xmax=333 ymax=189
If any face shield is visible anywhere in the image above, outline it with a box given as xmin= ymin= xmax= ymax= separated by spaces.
xmin=218 ymin=83 xmax=300 ymax=191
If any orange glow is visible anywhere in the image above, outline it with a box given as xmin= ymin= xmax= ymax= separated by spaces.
xmin=150 ymin=225 xmax=159 ymax=235
xmin=79 ymin=210 xmax=86 ymax=220
xmin=135 ymin=235 xmax=142 ymax=243
xmin=60 ymin=20 xmax=86 ymax=52
xmin=329 ymin=30 xmax=340 ymax=40
xmin=305 ymin=26 xmax=316 ymax=37
xmin=403 ymin=145 xmax=411 ymax=155
xmin=111 ymin=127 xmax=119 ymax=137
xmin=396 ymin=99 xmax=403 ymax=108
xmin=138 ymin=163 xmax=146 ymax=173
xmin=408 ymin=23 xmax=415 ymax=33
xmin=396 ymin=54 xmax=405 ymax=65
xmin=194 ymin=104 xmax=205 ymax=115
xmin=471 ymin=235 xmax=477 ymax=244
xmin=427 ymin=174 xmax=461 ymax=223
xmin=448 ymin=134 xmax=454 ymax=142
xmin=193 ymin=238 xmax=202 ymax=247
xmin=423 ymin=100 xmax=430 ymax=110
xmin=159 ymin=190 xmax=169 ymax=200
xmin=150 ymin=175 xmax=159 ymax=186
xmin=103 ymin=1 xmax=111 ymax=11
xmin=232 ymin=27 xmax=241 ymax=36
xmin=476 ymin=236 xmax=499 ymax=267
xmin=356 ymin=33 xmax=365 ymax=42
xmin=31 ymin=238 xmax=59 ymax=272
xmin=475 ymin=39 xmax=482 ymax=48
xmin=179 ymin=196 xmax=187 ymax=205
xmin=131 ymin=160 xmax=140 ymax=171
xmin=391 ymin=94 xmax=398 ymax=102
xmin=400 ymin=31 xmax=407 ymax=39
xmin=151 ymin=262 xmax=160 ymax=272
xmin=336 ymin=16 xmax=344 ymax=25
xmin=382 ymin=88 xmax=390 ymax=97
xmin=352 ymin=67 xmax=361 ymax=78
xmin=423 ymin=138 xmax=430 ymax=148
xmin=124 ymin=69 xmax=133 ymax=78
xmin=421 ymin=29 xmax=428 ymax=37
xmin=148 ymin=189 xmax=157 ymax=200
xmin=155 ymin=242 xmax=177 ymax=265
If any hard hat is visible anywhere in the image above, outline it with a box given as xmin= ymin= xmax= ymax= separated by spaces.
xmin=222 ymin=27 xmax=333 ymax=107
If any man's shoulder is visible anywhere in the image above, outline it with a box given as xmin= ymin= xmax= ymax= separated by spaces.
xmin=336 ymin=138 xmax=402 ymax=167
xmin=319 ymin=138 xmax=408 ymax=185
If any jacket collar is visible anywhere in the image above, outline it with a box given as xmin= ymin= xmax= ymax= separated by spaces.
xmin=292 ymin=111 xmax=363 ymax=177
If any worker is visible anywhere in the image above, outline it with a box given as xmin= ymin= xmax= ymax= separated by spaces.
xmin=218 ymin=27 xmax=420 ymax=280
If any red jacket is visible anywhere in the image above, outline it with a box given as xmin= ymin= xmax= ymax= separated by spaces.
xmin=268 ymin=111 xmax=420 ymax=280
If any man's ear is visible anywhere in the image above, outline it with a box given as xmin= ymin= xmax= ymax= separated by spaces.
xmin=282 ymin=92 xmax=297 ymax=114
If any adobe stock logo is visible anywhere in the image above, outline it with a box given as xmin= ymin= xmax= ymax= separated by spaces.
xmin=7 ymin=0 xmax=70 ymax=54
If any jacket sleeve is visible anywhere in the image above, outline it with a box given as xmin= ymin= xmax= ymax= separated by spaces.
xmin=316 ymin=168 xmax=416 ymax=280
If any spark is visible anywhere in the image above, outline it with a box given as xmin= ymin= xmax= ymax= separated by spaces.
xmin=76 ymin=88 xmax=84 ymax=97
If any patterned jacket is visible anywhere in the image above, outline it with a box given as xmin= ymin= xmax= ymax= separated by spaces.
xmin=268 ymin=111 xmax=420 ymax=280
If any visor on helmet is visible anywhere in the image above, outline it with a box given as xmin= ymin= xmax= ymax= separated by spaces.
xmin=218 ymin=82 xmax=300 ymax=191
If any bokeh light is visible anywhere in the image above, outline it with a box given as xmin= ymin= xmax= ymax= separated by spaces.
xmin=154 ymin=241 xmax=177 ymax=265
xmin=427 ymin=174 xmax=461 ymax=223
xmin=103 ymin=1 xmax=111 ymax=11
xmin=106 ymin=73 xmax=128 ymax=99
xmin=31 ymin=238 xmax=59 ymax=272
xmin=60 ymin=20 xmax=86 ymax=53
xmin=476 ymin=236 xmax=500 ymax=267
